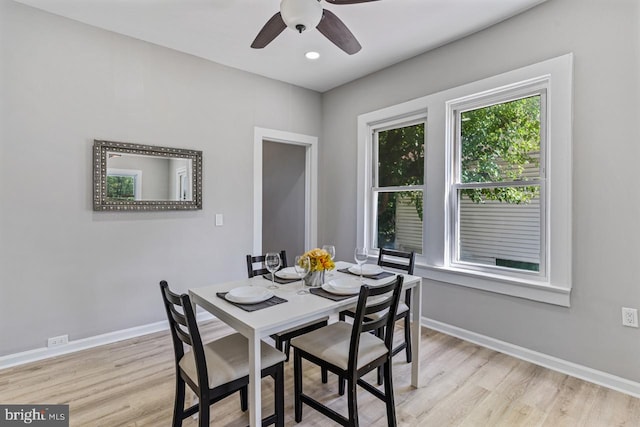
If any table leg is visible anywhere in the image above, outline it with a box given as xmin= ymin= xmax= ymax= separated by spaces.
xmin=411 ymin=280 xmax=422 ymax=388
xmin=248 ymin=331 xmax=262 ymax=427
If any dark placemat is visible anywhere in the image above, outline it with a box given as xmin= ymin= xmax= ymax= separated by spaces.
xmin=309 ymin=287 xmax=358 ymax=301
xmin=263 ymin=273 xmax=300 ymax=284
xmin=216 ymin=292 xmax=288 ymax=312
xmin=338 ymin=268 xmax=396 ymax=281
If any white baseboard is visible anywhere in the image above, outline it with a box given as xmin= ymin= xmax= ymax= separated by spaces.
xmin=423 ymin=317 xmax=640 ymax=399
xmin=0 ymin=312 xmax=214 ymax=370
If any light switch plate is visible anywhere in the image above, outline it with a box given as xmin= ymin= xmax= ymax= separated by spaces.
xmin=215 ymin=214 xmax=223 ymax=226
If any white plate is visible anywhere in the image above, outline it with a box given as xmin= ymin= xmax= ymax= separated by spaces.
xmin=225 ymin=286 xmax=274 ymax=304
xmin=348 ymin=264 xmax=384 ymax=276
xmin=322 ymin=283 xmax=360 ymax=295
xmin=275 ymin=267 xmax=299 ymax=279
xmin=322 ymin=278 xmax=362 ymax=295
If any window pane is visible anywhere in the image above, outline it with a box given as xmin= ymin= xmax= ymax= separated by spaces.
xmin=458 ymin=189 xmax=540 ymax=272
xmin=461 ymin=96 xmax=540 ymax=184
xmin=376 ymin=191 xmax=423 ymax=253
xmin=378 ymin=123 xmax=424 ymax=187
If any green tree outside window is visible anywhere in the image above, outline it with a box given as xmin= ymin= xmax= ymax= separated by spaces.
xmin=107 ymin=176 xmax=135 ymax=200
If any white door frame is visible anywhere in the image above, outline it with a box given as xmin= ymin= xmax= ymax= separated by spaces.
xmin=253 ymin=127 xmax=318 ymax=255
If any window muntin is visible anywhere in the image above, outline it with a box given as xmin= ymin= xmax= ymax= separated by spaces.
xmin=372 ymin=122 xmax=425 ymax=253
xmin=451 ymin=91 xmax=546 ymax=275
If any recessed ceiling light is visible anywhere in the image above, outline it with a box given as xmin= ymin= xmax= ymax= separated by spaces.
xmin=305 ymin=51 xmax=320 ymax=60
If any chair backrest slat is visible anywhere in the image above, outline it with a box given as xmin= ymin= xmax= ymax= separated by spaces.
xmin=246 ymin=250 xmax=288 ymax=278
xmin=361 ymin=317 xmax=388 ymax=334
xmin=363 ymin=296 xmax=394 ymax=316
xmin=377 ymin=248 xmax=415 ymax=275
xmin=347 ymin=276 xmax=404 ymax=370
xmin=174 ymin=325 xmax=193 ymax=346
xmin=168 ymin=305 xmax=193 ymax=346
xmin=164 ymin=287 xmax=185 ymax=305
xmin=361 ymin=289 xmax=396 ymax=333
xmin=169 ymin=304 xmax=188 ymax=327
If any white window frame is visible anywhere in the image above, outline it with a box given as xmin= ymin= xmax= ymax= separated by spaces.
xmin=448 ymin=82 xmax=548 ymax=281
xmin=358 ymin=53 xmax=572 ymax=306
xmin=370 ymin=117 xmax=426 ymax=254
xmin=358 ymin=109 xmax=427 ymax=259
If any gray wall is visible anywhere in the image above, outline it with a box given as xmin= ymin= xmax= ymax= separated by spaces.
xmin=262 ymin=141 xmax=306 ymax=261
xmin=320 ymin=0 xmax=640 ymax=382
xmin=0 ymin=0 xmax=321 ymax=355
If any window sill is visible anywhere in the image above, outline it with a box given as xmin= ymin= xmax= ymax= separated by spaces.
xmin=415 ymin=263 xmax=571 ymax=307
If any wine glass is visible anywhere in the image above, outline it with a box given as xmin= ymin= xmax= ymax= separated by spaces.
xmin=322 ymin=245 xmax=335 ymax=261
xmin=354 ymin=247 xmax=368 ymax=282
xmin=294 ymin=255 xmax=311 ymax=295
xmin=265 ymin=252 xmax=281 ymax=289
xmin=322 ymin=245 xmax=336 ymax=278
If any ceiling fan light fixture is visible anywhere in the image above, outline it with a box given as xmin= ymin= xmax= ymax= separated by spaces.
xmin=280 ymin=0 xmax=322 ymax=34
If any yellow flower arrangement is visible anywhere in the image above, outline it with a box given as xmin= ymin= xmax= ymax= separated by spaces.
xmin=299 ymin=248 xmax=335 ymax=272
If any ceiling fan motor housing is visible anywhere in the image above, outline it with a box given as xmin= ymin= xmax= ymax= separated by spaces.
xmin=280 ymin=0 xmax=323 ymax=33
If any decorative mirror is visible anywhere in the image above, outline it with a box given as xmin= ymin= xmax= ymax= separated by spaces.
xmin=93 ymin=140 xmax=202 ymax=211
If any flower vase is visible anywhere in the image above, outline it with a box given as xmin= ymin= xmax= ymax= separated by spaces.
xmin=304 ymin=270 xmax=325 ymax=288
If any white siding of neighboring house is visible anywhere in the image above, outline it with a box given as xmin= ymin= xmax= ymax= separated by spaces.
xmin=394 ymin=193 xmax=541 ymax=265
xmin=459 ymin=196 xmax=541 ymax=265
xmin=457 ymin=153 xmax=541 ymax=267
xmin=395 ymin=197 xmax=423 ymax=253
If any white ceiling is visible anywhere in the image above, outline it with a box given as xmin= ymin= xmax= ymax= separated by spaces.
xmin=14 ymin=0 xmax=546 ymax=92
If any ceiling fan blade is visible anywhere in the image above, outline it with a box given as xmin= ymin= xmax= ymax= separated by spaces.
xmin=251 ymin=12 xmax=287 ymax=49
xmin=317 ymin=9 xmax=361 ymax=55
xmin=325 ymin=0 xmax=380 ymax=4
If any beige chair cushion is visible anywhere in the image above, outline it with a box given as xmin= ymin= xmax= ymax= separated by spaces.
xmin=343 ymin=301 xmax=409 ymax=321
xmin=275 ymin=316 xmax=329 ymax=337
xmin=179 ymin=333 xmax=286 ymax=390
xmin=290 ymin=322 xmax=388 ymax=371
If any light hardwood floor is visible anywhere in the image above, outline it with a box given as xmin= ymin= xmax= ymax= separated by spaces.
xmin=1 ymin=320 xmax=639 ymax=426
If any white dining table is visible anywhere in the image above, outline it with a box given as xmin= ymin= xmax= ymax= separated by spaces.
xmin=189 ymin=261 xmax=423 ymax=427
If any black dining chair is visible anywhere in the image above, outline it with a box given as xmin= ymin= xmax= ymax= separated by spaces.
xmin=339 ymin=248 xmax=415 ymax=386
xmin=159 ymin=280 xmax=286 ymax=427
xmin=246 ymin=250 xmax=289 ymax=278
xmin=291 ymin=275 xmax=404 ymax=426
xmin=246 ymin=251 xmax=329 ymax=361
xmin=246 ymin=251 xmax=330 ymax=383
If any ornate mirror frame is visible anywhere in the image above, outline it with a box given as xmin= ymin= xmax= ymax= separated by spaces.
xmin=93 ymin=139 xmax=203 ymax=211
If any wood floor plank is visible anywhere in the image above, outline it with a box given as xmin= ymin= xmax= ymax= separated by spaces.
xmin=540 ymin=375 xmax=600 ymax=427
xmin=0 ymin=319 xmax=638 ymax=426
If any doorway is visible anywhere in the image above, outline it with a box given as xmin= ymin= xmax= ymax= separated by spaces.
xmin=262 ymin=141 xmax=305 ymax=257
xmin=253 ymin=127 xmax=318 ymax=258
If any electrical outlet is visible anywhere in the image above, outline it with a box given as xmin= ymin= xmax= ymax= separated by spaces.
xmin=47 ymin=334 xmax=69 ymax=348
xmin=621 ymin=308 xmax=639 ymax=328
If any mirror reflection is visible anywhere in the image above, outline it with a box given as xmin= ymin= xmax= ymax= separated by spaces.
xmin=106 ymin=153 xmax=193 ymax=201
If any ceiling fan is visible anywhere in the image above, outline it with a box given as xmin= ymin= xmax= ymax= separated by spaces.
xmin=251 ymin=0 xmax=379 ymax=55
